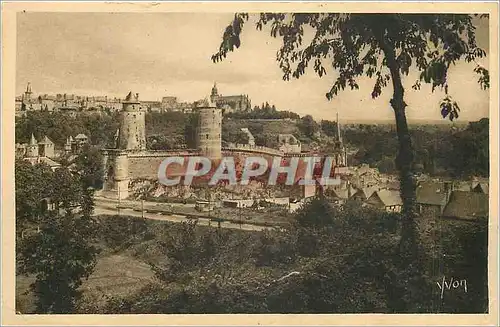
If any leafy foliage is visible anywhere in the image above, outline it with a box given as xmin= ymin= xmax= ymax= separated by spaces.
xmin=15 ymin=111 xmax=119 ymax=147
xmin=211 ymin=13 xmax=490 ymax=236
xmin=91 ymin=198 xmax=488 ymax=314
xmin=297 ymin=115 xmax=320 ymax=139
xmin=73 ymin=144 xmax=105 ymax=189
xmin=226 ymin=102 xmax=300 ymax=120
xmin=213 ymin=14 xmax=488 ymax=118
xmin=449 ymin=118 xmax=489 ymax=177
xmin=16 ymin=162 xmax=100 ymax=313
xmin=222 ymin=124 xmax=250 ymax=144
xmin=320 ymin=119 xmax=339 ymax=137
xmin=15 ymin=160 xmax=54 ymax=226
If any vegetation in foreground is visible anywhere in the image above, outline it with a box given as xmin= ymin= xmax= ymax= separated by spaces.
xmin=16 ymin=172 xmax=488 ymax=314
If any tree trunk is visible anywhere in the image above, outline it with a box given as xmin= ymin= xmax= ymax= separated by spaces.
xmin=383 ymin=45 xmax=418 ymax=256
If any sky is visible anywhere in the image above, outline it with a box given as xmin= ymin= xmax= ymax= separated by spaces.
xmin=16 ymin=12 xmax=490 ymax=122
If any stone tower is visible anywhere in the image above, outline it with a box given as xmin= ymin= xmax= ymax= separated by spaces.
xmin=101 ymin=91 xmax=145 ymax=200
xmin=196 ymin=97 xmax=222 ymax=160
xmin=118 ymin=91 xmax=146 ymax=151
xmin=26 ymin=133 xmax=39 ymax=158
xmin=38 ymin=135 xmax=55 ymax=158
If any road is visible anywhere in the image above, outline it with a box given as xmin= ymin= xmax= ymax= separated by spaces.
xmin=93 ymin=196 xmax=269 ymax=232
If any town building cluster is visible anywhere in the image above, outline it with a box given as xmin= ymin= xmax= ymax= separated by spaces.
xmin=16 ymin=132 xmax=89 ymax=171
xmin=16 ymin=83 xmax=488 ymax=223
xmin=15 ymin=82 xmax=252 ymax=117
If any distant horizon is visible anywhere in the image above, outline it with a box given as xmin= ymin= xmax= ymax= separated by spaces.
xmin=16 ymin=13 xmax=490 ymax=122
xmin=15 ymin=85 xmax=488 ymax=125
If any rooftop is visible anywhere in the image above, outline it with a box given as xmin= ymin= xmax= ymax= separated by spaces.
xmin=416 ymin=181 xmax=449 ymax=206
xmin=442 ymin=190 xmax=489 ymax=220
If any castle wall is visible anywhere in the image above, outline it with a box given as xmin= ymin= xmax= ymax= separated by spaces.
xmin=128 ymin=151 xmax=197 ymax=180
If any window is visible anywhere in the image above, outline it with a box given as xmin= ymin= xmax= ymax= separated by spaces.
xmin=206 ymin=134 xmax=209 ymax=139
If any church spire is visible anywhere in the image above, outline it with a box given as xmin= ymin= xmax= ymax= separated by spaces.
xmin=211 ymin=82 xmax=218 ymax=97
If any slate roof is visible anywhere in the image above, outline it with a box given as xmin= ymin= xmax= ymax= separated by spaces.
xmin=453 ymin=181 xmax=472 ymax=192
xmin=416 ymin=181 xmax=448 ymax=206
xmin=357 ymin=165 xmax=371 ymax=176
xmin=353 ymin=186 xmax=377 ymax=200
xmin=38 ymin=135 xmax=54 ymax=145
xmin=473 ymin=183 xmax=489 ymax=194
xmin=442 ymin=191 xmax=489 ymax=220
xmin=385 ymin=180 xmax=400 ymax=190
xmin=75 ymin=133 xmax=88 ymax=140
xmin=331 ymin=188 xmax=349 ymax=200
xmin=375 ymin=189 xmax=403 ymax=207
xmin=24 ymin=156 xmax=61 ymax=168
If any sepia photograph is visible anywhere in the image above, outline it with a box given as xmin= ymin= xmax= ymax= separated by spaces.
xmin=1 ymin=2 xmax=498 ymax=325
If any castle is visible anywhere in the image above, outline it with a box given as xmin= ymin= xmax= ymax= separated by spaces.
xmin=101 ymin=91 xmax=348 ymax=200
xmin=210 ymin=82 xmax=251 ymax=112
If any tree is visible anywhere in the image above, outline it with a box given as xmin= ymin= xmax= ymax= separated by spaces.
xmin=16 ymin=162 xmax=99 ymax=313
xmin=74 ymin=144 xmax=105 ymax=189
xmin=211 ymin=13 xmax=489 ymax=254
xmin=18 ymin=211 xmax=99 ymax=313
xmin=449 ymin=118 xmax=489 ymax=178
xmin=320 ymin=119 xmax=338 ymax=137
xmin=15 ymin=160 xmax=54 ymax=227
xmin=184 ymin=113 xmax=199 ymax=149
xmin=298 ymin=115 xmax=320 ymax=139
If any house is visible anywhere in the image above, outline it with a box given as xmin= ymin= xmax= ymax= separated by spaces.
xmin=472 ymin=182 xmax=489 ymax=194
xmin=222 ymin=199 xmax=255 ymax=208
xmin=442 ymin=191 xmax=489 ymax=220
xmin=240 ymin=128 xmax=255 ymax=146
xmin=416 ymin=181 xmax=451 ymax=216
xmin=74 ymin=133 xmax=89 ymax=146
xmin=351 ymin=186 xmax=377 ymax=202
xmin=195 ymin=200 xmax=215 ymax=212
xmin=366 ymin=189 xmax=403 ymax=213
xmin=452 ymin=180 xmax=473 ymax=191
xmin=385 ymin=180 xmax=400 ymax=190
xmin=326 ymin=188 xmax=350 ymax=205
xmin=278 ymin=134 xmax=302 ymax=154
xmin=23 ymin=156 xmax=62 ymax=172
xmin=37 ymin=135 xmax=55 ymax=158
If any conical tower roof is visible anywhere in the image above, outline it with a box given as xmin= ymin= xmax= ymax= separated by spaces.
xmin=38 ymin=135 xmax=54 ymax=145
xmin=29 ymin=133 xmax=37 ymax=145
xmin=195 ymin=97 xmax=217 ymax=109
xmin=124 ymin=91 xmax=140 ymax=104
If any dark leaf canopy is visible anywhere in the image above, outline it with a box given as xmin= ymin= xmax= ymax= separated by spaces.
xmin=213 ymin=13 xmax=489 ymax=120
